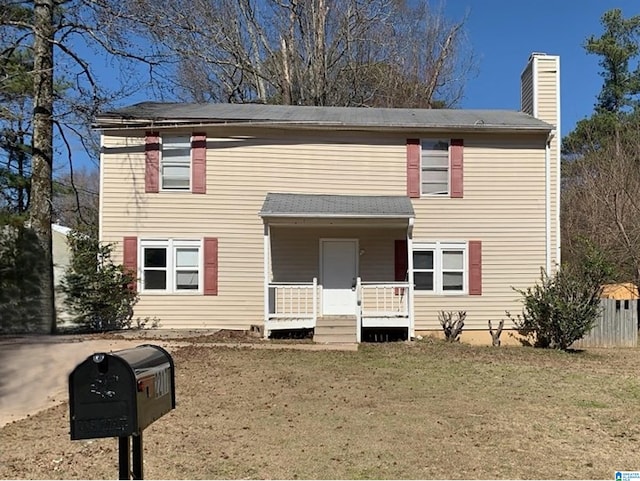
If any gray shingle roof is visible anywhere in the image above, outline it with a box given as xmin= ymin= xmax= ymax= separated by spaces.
xmin=95 ymin=102 xmax=553 ymax=133
xmin=259 ymin=193 xmax=415 ymax=219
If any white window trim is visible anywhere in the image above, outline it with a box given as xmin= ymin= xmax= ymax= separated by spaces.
xmin=160 ymin=134 xmax=192 ymax=192
xmin=412 ymin=241 xmax=468 ymax=295
xmin=139 ymin=238 xmax=203 ymax=295
xmin=420 ymin=139 xmax=450 ymax=197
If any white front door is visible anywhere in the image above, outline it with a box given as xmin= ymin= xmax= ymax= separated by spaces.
xmin=321 ymin=239 xmax=358 ymax=315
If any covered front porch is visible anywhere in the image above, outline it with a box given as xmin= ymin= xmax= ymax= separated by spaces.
xmin=260 ymin=193 xmax=415 ymax=342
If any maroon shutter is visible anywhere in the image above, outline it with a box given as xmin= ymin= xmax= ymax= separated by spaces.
xmin=450 ymin=138 xmax=463 ymax=198
xmin=123 ymin=236 xmax=138 ymax=292
xmin=406 ymin=138 xmax=421 ymax=198
xmin=191 ymin=132 xmax=207 ymax=194
xmin=204 ymin=237 xmax=218 ymax=296
xmin=469 ymin=240 xmax=482 ymax=295
xmin=145 ymin=131 xmax=160 ymax=193
xmin=395 ymin=239 xmax=408 ymax=295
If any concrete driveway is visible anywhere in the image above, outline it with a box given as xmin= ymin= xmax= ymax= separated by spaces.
xmin=0 ymin=331 xmax=357 ymax=428
xmin=0 ymin=336 xmax=162 ymax=427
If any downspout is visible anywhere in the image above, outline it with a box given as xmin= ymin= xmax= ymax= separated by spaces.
xmin=407 ymin=217 xmax=415 ymax=340
xmin=545 ymin=131 xmax=554 ymax=274
xmin=99 ymin=133 xmax=104 ymax=243
xmin=555 ymin=57 xmax=562 ymax=267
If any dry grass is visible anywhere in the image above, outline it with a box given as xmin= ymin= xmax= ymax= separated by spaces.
xmin=2 ymin=339 xmax=640 ymax=479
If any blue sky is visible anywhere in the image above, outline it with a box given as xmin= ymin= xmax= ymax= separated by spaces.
xmin=66 ymin=0 xmax=636 ymax=172
xmin=442 ymin=0 xmax=639 ymax=138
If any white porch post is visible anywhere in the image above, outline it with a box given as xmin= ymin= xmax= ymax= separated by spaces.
xmin=407 ymin=218 xmax=415 ymax=340
xmin=356 ymin=276 xmax=362 ymax=343
xmin=312 ymin=277 xmax=318 ymax=324
xmin=263 ymin=222 xmax=270 ymax=339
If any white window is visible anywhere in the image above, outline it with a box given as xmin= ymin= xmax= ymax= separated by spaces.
xmin=161 ymin=135 xmax=191 ymax=190
xmin=413 ymin=242 xmax=466 ymax=294
xmin=140 ymin=239 xmax=202 ymax=293
xmin=421 ymin=139 xmax=449 ymax=195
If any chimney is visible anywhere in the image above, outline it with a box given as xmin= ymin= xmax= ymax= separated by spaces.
xmin=521 ymin=52 xmax=560 ymax=132
xmin=521 ymin=52 xmax=561 ymax=271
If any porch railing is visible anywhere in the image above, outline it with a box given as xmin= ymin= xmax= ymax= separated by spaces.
xmin=267 ymin=278 xmax=317 ymax=320
xmin=360 ymin=281 xmax=410 ymax=317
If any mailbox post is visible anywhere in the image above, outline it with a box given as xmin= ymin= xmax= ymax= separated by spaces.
xmin=69 ymin=344 xmax=175 ymax=480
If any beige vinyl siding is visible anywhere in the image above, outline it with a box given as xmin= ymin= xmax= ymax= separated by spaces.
xmin=270 ymin=226 xmax=405 ymax=283
xmin=520 ymin=61 xmax=534 ymax=115
xmin=524 ymin=54 xmax=560 ymax=268
xmin=101 ymin=130 xmax=406 ymax=329
xmin=101 ymin=128 xmax=552 ymax=332
xmin=411 ymin=135 xmax=547 ymax=331
xmin=534 ymin=56 xmax=560 ymax=267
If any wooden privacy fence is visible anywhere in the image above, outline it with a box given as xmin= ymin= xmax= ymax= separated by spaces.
xmin=572 ymin=299 xmax=638 ymax=348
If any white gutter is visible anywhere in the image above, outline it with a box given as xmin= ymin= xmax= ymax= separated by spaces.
xmin=93 ymin=120 xmax=553 ymax=135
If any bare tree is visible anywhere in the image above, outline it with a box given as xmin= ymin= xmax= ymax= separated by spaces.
xmin=30 ymin=0 xmax=55 ymax=333
xmin=1 ymin=0 xmax=160 ymax=333
xmin=126 ymin=0 xmax=475 ymax=107
xmin=562 ymin=118 xmax=640 ymax=287
xmin=52 ymin=167 xmax=99 ymax=235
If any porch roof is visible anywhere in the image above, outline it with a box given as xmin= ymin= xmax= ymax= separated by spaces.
xmin=259 ymin=193 xmax=415 ymax=219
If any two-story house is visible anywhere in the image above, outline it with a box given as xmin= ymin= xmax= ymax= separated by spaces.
xmin=95 ymin=53 xmax=560 ymax=344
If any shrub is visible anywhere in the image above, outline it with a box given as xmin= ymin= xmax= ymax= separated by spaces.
xmin=439 ymin=310 xmax=465 ymax=342
xmin=488 ymin=319 xmax=504 ymax=346
xmin=509 ymin=245 xmax=612 ymax=350
xmin=62 ymin=232 xmax=138 ymax=332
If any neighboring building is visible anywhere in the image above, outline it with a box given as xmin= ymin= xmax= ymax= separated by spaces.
xmin=52 ymin=223 xmax=73 ymax=324
xmin=0 ymin=222 xmax=73 ymax=332
xmin=95 ymin=53 xmax=560 ymax=344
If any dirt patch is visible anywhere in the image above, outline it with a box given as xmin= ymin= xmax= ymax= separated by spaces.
xmin=1 ymin=340 xmax=640 ymax=479
xmin=184 ymin=329 xmax=263 ymax=343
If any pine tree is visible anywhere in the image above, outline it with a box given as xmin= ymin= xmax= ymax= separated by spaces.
xmin=62 ymin=232 xmax=138 ymax=332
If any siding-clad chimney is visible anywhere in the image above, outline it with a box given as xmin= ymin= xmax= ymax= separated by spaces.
xmin=520 ymin=52 xmax=560 ymax=130
xmin=521 ymin=52 xmax=561 ymax=270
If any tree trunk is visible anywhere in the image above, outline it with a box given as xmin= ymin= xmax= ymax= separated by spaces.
xmin=30 ymin=0 xmax=56 ymax=334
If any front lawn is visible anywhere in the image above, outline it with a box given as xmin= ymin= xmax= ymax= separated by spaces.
xmin=2 ymin=340 xmax=639 ymax=479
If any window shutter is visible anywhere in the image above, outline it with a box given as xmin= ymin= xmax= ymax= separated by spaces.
xmin=123 ymin=236 xmax=138 ymax=291
xmin=406 ymin=139 xmax=421 ymax=198
xmin=145 ymin=131 xmax=160 ymax=193
xmin=469 ymin=240 xmax=482 ymax=295
xmin=191 ymin=132 xmax=207 ymax=194
xmin=204 ymin=237 xmax=218 ymax=296
xmin=394 ymin=240 xmax=408 ymax=281
xmin=450 ymin=138 xmax=464 ymax=198
xmin=394 ymin=239 xmax=408 ymax=295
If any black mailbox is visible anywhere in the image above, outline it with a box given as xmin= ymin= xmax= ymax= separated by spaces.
xmin=69 ymin=344 xmax=175 ymax=440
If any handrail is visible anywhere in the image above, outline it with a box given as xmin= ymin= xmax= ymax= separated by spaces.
xmin=360 ymin=282 xmax=409 ymax=317
xmin=361 ymin=281 xmax=410 ymax=285
xmin=268 ymin=280 xmax=318 ymax=320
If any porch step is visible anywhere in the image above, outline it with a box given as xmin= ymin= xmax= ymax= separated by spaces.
xmin=314 ymin=316 xmax=357 ymax=344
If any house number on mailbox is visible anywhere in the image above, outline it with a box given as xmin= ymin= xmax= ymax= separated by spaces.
xmin=155 ymin=367 xmax=170 ymax=398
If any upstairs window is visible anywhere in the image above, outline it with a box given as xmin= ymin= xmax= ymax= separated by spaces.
xmin=161 ymin=135 xmax=191 ymax=190
xmin=421 ymin=140 xmax=449 ymax=196
xmin=145 ymin=131 xmax=206 ymax=194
